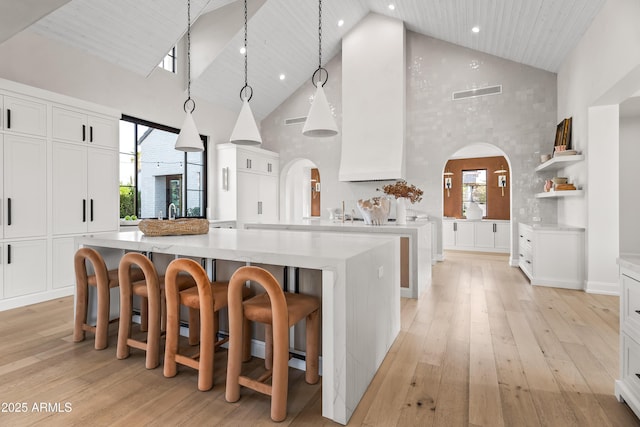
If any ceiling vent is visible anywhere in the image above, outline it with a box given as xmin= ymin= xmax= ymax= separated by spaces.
xmin=452 ymin=85 xmax=502 ymax=101
xmin=284 ymin=116 xmax=307 ymax=125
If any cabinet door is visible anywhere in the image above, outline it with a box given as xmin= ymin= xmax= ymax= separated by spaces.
xmin=258 ymin=175 xmax=278 ymax=221
xmin=456 ymin=222 xmax=475 ymax=247
xmin=237 ymin=149 xmax=256 ymax=172
xmin=3 ymin=240 xmax=47 ymax=298
xmin=474 ymin=222 xmax=495 ymax=248
xmin=88 ymin=148 xmax=119 ymax=232
xmin=237 ymin=171 xmax=260 ymax=225
xmin=52 ymin=237 xmax=76 ymax=289
xmin=3 ymin=96 xmax=47 ymax=137
xmin=52 ymin=142 xmax=88 ymax=235
xmin=442 ymin=221 xmax=455 ymax=249
xmin=3 ymin=135 xmax=47 ymax=238
xmin=494 ymin=223 xmax=511 ymax=250
xmin=52 ymin=107 xmax=87 ymax=143
xmin=88 ymin=115 xmax=118 ymax=149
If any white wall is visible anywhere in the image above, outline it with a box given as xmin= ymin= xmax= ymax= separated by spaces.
xmin=619 ymin=115 xmax=640 ymax=254
xmin=0 ymin=29 xmax=238 ymax=217
xmin=557 ymin=0 xmax=640 ymax=293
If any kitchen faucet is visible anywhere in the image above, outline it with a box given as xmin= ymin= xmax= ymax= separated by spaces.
xmin=168 ymin=203 xmax=177 ymax=220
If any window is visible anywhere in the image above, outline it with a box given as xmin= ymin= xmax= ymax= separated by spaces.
xmin=158 ymin=46 xmax=177 ymax=73
xmin=462 ymin=169 xmax=487 ymax=217
xmin=119 ymin=115 xmax=206 ymax=219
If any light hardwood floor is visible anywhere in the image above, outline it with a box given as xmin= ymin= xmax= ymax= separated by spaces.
xmin=0 ymin=251 xmax=638 ymax=426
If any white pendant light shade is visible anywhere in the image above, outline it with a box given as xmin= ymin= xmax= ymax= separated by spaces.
xmin=230 ymin=97 xmax=262 ymax=145
xmin=302 ymin=85 xmax=338 ymax=137
xmin=175 ymin=110 xmax=203 ymax=152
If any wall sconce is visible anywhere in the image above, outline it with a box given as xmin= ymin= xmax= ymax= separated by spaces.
xmin=311 ymin=180 xmax=321 ymax=199
xmin=495 ymin=165 xmax=507 ymax=196
xmin=221 ymin=166 xmax=229 ymax=191
xmin=444 ymin=177 xmax=452 ymax=197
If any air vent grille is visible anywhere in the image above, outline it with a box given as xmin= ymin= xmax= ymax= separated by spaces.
xmin=452 ymin=85 xmax=502 ymax=100
xmin=284 ymin=116 xmax=307 ymax=125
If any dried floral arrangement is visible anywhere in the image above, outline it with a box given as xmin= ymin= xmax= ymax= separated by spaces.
xmin=377 ymin=180 xmax=423 ymax=204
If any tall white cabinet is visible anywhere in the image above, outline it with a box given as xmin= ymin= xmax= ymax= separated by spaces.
xmin=0 ymin=78 xmax=120 ymax=311
xmin=215 ymin=143 xmax=279 ymax=228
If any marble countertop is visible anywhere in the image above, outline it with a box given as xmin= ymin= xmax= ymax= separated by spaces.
xmin=77 ymin=228 xmax=397 ymax=270
xmin=519 ymin=222 xmax=585 ymax=231
xmin=244 ymin=218 xmax=432 ymax=233
xmin=618 ymin=254 xmax=640 ymax=275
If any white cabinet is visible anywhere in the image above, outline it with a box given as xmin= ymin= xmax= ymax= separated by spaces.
xmin=443 ymin=219 xmax=509 ymax=253
xmin=517 ymin=223 xmax=584 ymax=289
xmin=52 ymin=106 xmax=118 ymax=149
xmin=216 ymin=143 xmax=279 ymax=227
xmin=0 ymin=95 xmax=47 ymax=136
xmin=2 ymin=240 xmax=47 ymax=299
xmin=52 ymin=142 xmax=118 ymax=234
xmin=0 ymin=77 xmax=121 ymax=311
xmin=3 ymin=134 xmax=47 ymax=238
xmin=616 ymin=263 xmax=640 ymax=419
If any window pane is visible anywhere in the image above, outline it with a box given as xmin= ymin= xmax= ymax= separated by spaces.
xmin=462 ymin=169 xmax=487 ymax=218
xmin=186 ymin=151 xmax=204 ymax=217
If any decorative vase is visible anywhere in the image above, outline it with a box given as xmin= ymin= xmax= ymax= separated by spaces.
xmin=396 ymin=197 xmax=408 ymax=225
xmin=465 ymin=201 xmax=483 ymax=220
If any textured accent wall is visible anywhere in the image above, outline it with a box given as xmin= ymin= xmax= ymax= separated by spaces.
xmin=260 ymin=27 xmax=557 ymax=257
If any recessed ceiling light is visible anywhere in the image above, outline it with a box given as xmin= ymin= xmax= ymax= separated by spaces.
xmin=279 ymin=74 xmax=286 ymax=80
xmin=472 ymin=26 xmax=480 ymax=33
xmin=239 ymin=46 xmax=246 ymax=55
xmin=388 ymin=4 xmax=395 ymax=10
xmin=337 ymin=19 xmax=344 ymax=27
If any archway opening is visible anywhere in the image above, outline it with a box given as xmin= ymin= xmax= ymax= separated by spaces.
xmin=280 ymin=158 xmax=321 ymax=222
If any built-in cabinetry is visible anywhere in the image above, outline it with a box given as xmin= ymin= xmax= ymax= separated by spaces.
xmin=443 ymin=219 xmax=509 ymax=253
xmin=0 ymin=78 xmax=120 ymax=311
xmin=215 ymin=143 xmax=279 ymax=227
xmin=517 ymin=222 xmax=584 ymax=289
xmin=534 ymin=154 xmax=584 ymax=198
xmin=616 ymin=257 xmax=640 ymax=419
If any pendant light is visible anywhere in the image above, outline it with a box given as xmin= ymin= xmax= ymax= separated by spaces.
xmin=229 ymin=0 xmax=262 ymax=145
xmin=302 ymin=0 xmax=338 ymax=137
xmin=175 ymin=0 xmax=204 ymax=152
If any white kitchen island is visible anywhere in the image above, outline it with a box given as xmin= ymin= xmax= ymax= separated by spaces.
xmin=75 ymin=228 xmax=400 ymax=425
xmin=244 ymin=219 xmax=432 ymax=298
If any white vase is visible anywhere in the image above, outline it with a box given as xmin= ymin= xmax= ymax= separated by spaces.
xmin=396 ymin=197 xmax=408 ymax=225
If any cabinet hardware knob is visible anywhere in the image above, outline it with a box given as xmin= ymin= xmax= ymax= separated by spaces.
xmin=90 ymin=199 xmax=94 ymax=221
xmin=526 ymin=260 xmax=531 ymax=264
xmin=82 ymin=124 xmax=86 ymax=141
xmin=6 ymin=109 xmax=11 ymax=129
xmin=83 ymin=199 xmax=86 ymax=222
xmin=7 ymin=244 xmax=11 ymax=264
xmin=90 ymin=126 xmax=93 ymax=142
xmin=7 ymin=197 xmax=11 ymax=226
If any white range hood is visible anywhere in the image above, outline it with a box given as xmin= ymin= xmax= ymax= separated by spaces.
xmin=338 ymin=13 xmax=406 ymax=182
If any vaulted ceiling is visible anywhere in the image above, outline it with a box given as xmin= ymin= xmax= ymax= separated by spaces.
xmin=2 ymin=0 xmax=607 ymax=120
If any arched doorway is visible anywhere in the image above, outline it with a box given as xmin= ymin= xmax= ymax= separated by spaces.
xmin=280 ymin=158 xmax=321 ymax=222
xmin=441 ymin=143 xmax=512 ymax=257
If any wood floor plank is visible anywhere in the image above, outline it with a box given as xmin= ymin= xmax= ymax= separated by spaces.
xmin=0 ymin=252 xmax=637 ymax=426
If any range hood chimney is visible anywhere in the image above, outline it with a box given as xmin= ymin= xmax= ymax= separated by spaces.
xmin=339 ymin=13 xmax=406 ymax=182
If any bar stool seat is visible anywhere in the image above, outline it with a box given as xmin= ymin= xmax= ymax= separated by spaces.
xmin=226 ymin=266 xmax=320 ymax=422
xmin=73 ymin=247 xmax=145 ymax=350
xmin=163 ymin=258 xmax=252 ymax=391
xmin=117 ymin=252 xmax=196 ymax=369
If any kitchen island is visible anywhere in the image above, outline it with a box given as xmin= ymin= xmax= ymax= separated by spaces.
xmin=244 ymin=219 xmax=432 ymax=298
xmin=75 ymin=228 xmax=400 ymax=425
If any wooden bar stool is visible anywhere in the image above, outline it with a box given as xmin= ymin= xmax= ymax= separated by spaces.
xmin=116 ymin=252 xmax=196 ymax=369
xmin=225 ymin=266 xmax=320 ymax=422
xmin=73 ymin=247 xmax=145 ymax=350
xmin=163 ymin=258 xmax=252 ymax=391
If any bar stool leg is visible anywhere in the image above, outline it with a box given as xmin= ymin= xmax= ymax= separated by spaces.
xmin=163 ymin=298 xmax=180 ymax=378
xmin=146 ymin=291 xmax=161 ymax=369
xmin=264 ymin=324 xmax=273 ymax=370
xmin=140 ymin=296 xmax=149 ymax=332
xmin=116 ymin=288 xmax=133 ymax=360
xmin=188 ymin=307 xmax=200 ymax=345
xmin=305 ymin=310 xmax=320 ymax=384
xmin=73 ymin=281 xmax=88 ymax=343
xmin=271 ymin=319 xmax=290 ymax=422
xmin=242 ymin=316 xmax=252 ymax=362
xmin=95 ymin=282 xmax=111 ymax=350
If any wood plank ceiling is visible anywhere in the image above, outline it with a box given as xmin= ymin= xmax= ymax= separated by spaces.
xmin=24 ymin=0 xmax=606 ymax=120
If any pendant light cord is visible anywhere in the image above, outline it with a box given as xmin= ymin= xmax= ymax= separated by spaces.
xmin=239 ymin=0 xmax=253 ymax=101
xmin=184 ymin=0 xmax=196 ymax=113
xmin=312 ymin=0 xmax=328 ymax=87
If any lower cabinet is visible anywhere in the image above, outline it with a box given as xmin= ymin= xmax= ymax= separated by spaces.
xmin=2 ymin=240 xmax=47 ymax=299
xmin=616 ymin=264 xmax=640 ymax=419
xmin=443 ymin=219 xmax=510 ymax=253
xmin=517 ymin=223 xmax=584 ymax=289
